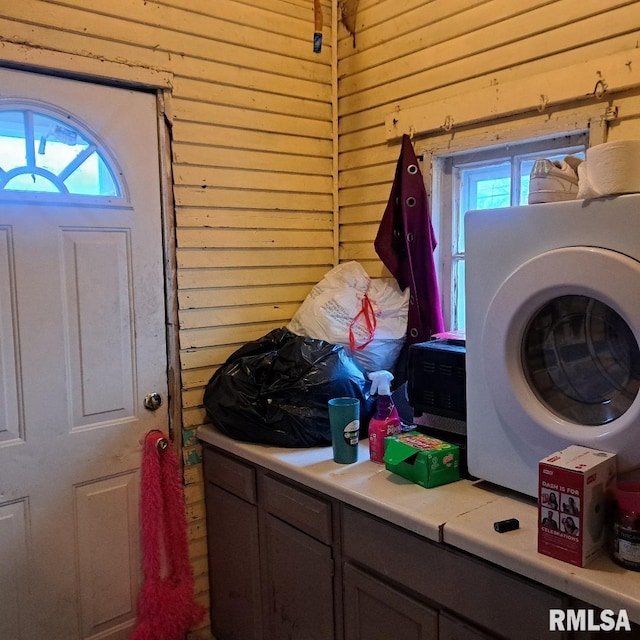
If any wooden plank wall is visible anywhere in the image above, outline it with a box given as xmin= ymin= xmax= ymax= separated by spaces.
xmin=337 ymin=0 xmax=640 ymax=276
xmin=0 ymin=1 xmax=333 ymax=637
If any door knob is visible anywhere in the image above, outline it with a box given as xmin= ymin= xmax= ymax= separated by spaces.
xmin=143 ymin=392 xmax=162 ymax=411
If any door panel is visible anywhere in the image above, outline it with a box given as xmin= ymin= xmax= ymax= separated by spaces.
xmin=0 ymin=68 xmax=169 ymax=640
xmin=0 ymin=500 xmax=30 ymax=640
xmin=0 ymin=226 xmax=20 ymax=441
xmin=75 ymin=472 xmax=139 ymax=638
xmin=62 ymin=229 xmax=135 ymax=425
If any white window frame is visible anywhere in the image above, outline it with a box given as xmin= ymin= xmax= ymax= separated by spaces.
xmin=420 ymin=107 xmax=610 ymax=331
xmin=0 ymin=100 xmax=128 ymax=206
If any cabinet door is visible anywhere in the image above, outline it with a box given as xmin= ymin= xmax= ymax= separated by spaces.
xmin=263 ymin=514 xmax=335 ymax=640
xmin=343 ymin=563 xmax=438 ymax=640
xmin=205 ymin=482 xmax=263 ymax=640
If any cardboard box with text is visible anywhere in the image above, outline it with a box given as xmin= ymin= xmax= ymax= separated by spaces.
xmin=538 ymin=445 xmax=616 ymax=567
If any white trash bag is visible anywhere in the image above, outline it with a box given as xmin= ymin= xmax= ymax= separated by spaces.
xmin=287 ymin=261 xmax=409 ymax=373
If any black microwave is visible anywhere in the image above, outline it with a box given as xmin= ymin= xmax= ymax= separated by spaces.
xmin=407 ymin=337 xmax=466 ymax=422
xmin=407 ymin=337 xmax=469 ymax=477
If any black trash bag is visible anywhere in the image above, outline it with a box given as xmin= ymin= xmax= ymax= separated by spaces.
xmin=203 ymin=328 xmax=373 ymax=448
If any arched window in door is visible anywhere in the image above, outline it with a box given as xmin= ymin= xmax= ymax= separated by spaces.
xmin=0 ymin=102 xmax=125 ymax=200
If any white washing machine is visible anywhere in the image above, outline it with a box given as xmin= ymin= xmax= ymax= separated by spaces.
xmin=465 ymin=194 xmax=640 ymax=497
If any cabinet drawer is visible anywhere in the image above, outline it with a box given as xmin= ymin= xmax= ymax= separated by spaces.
xmin=263 ymin=474 xmax=332 ymax=544
xmin=343 ymin=507 xmax=565 ymax=640
xmin=203 ymin=446 xmax=256 ymax=504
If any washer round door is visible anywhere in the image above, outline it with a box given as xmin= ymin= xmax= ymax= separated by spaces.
xmin=482 ymin=246 xmax=640 ymax=473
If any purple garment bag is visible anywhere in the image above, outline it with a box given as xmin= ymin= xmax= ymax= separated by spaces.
xmin=374 ymin=134 xmax=444 ymax=348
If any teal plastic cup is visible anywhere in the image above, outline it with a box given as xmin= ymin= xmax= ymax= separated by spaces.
xmin=328 ymin=397 xmax=360 ymax=464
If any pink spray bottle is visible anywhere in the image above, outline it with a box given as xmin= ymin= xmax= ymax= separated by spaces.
xmin=368 ymin=370 xmax=402 ymax=464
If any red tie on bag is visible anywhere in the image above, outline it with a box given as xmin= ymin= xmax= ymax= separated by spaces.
xmin=132 ymin=430 xmax=204 ymax=640
xmin=349 ymin=293 xmax=377 ymax=352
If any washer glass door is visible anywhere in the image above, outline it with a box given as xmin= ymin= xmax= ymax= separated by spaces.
xmin=523 ymin=295 xmax=640 ymax=426
xmin=480 ymin=246 xmax=640 ymax=470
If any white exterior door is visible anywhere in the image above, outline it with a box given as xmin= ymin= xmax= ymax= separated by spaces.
xmin=0 ymin=68 xmax=169 ymax=639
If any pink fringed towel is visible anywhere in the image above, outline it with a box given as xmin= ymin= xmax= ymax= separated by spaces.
xmin=132 ymin=430 xmax=204 ymax=640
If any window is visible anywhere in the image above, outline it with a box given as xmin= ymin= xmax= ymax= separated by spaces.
xmin=434 ymin=133 xmax=588 ymax=331
xmin=0 ymin=105 xmax=123 ymax=199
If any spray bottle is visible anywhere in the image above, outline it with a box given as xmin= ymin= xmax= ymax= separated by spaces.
xmin=368 ymin=370 xmax=402 ymax=464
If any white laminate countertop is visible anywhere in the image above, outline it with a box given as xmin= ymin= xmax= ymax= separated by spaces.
xmin=197 ymin=425 xmax=640 ymax=624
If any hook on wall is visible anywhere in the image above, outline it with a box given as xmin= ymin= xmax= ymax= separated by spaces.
xmin=592 ymin=78 xmax=607 ymax=99
xmin=441 ymin=115 xmax=454 ymax=132
xmin=538 ymin=94 xmax=549 ymax=113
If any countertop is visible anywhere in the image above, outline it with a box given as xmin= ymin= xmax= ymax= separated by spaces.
xmin=197 ymin=425 xmax=640 ymax=624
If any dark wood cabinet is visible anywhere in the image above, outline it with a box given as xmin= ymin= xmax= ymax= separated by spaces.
xmin=202 ymin=442 xmax=639 ymax=640
xmin=203 ymin=448 xmax=262 ymax=640
xmin=203 ymin=445 xmax=340 ymax=640
xmin=205 ymin=482 xmax=262 ymax=640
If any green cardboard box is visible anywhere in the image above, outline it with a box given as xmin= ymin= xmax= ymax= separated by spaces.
xmin=383 ymin=431 xmax=460 ymax=488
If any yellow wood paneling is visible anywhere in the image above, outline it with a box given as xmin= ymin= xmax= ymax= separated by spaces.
xmin=179 ymin=303 xmax=301 ymax=331
xmin=338 ymin=32 xmax=639 ymax=141
xmin=176 ymin=247 xmax=334 ymax=269
xmin=174 ymin=186 xmax=333 ymax=210
xmin=339 ymin=1 xmax=636 ymax=111
xmin=172 ymin=98 xmax=332 ymax=137
xmin=174 ymin=122 xmax=333 ymax=156
xmin=178 ymin=283 xmax=313 ymax=308
xmin=4 ymin=0 xmax=332 ymax=64
xmin=183 ymin=408 xmax=209 ymax=431
xmin=176 ymin=209 xmax=332 ymax=230
xmin=386 ymin=48 xmax=640 ymax=141
xmin=177 ymin=228 xmax=333 ymax=249
xmin=177 ymin=265 xmax=330 ymax=288
xmin=182 ymin=368 xmax=220 ymax=391
xmin=173 ymin=167 xmax=332 ymax=194
xmin=173 ymin=79 xmax=331 ymax=118
xmin=337 ymin=0 xmax=640 ymax=275
xmin=173 ymin=146 xmax=332 ymax=175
